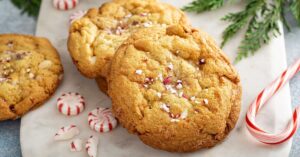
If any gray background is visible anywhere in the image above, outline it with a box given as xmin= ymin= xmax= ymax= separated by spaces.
xmin=0 ymin=1 xmax=299 ymax=157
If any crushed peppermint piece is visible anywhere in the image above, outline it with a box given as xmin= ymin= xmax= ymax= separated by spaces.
xmin=163 ymin=76 xmax=172 ymax=85
xmin=157 ymin=92 xmax=162 ymax=98
xmin=140 ymin=13 xmax=148 ymax=16
xmin=169 ymin=113 xmax=180 ymax=119
xmin=176 ymin=83 xmax=182 ymax=89
xmin=167 ymin=63 xmax=173 ymax=70
xmin=203 ymin=99 xmax=209 ymax=105
xmin=143 ymin=21 xmax=153 ymax=28
xmin=199 ymin=58 xmax=206 ymax=65
xmin=165 ymin=85 xmax=177 ymax=94
xmin=160 ymin=104 xmax=170 ymax=113
xmin=0 ymin=77 xmax=7 ymax=83
xmin=125 ymin=14 xmax=132 ymax=18
xmin=190 ymin=96 xmax=196 ymax=101
xmin=135 ymin=69 xmax=143 ymax=75
xmin=143 ymin=84 xmax=149 ymax=88
xmin=115 ymin=26 xmax=124 ymax=35
xmin=180 ymin=109 xmax=188 ymax=119
xmin=157 ymin=73 xmax=163 ymax=81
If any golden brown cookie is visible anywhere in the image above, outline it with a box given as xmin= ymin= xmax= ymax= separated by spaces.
xmin=68 ymin=0 xmax=189 ymax=78
xmin=108 ymin=25 xmax=242 ymax=152
xmin=95 ymin=77 xmax=108 ymax=95
xmin=0 ymin=34 xmax=63 ymax=121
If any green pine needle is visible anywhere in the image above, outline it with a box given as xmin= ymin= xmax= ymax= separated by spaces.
xmin=221 ymin=0 xmax=265 ymax=47
xmin=10 ymin=0 xmax=41 ymax=18
xmin=182 ymin=0 xmax=225 ymax=13
xmin=290 ymin=0 xmax=300 ymax=26
xmin=182 ymin=0 xmax=299 ymax=63
xmin=235 ymin=2 xmax=282 ymax=62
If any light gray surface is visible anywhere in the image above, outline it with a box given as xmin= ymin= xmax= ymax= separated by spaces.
xmin=0 ymin=1 xmax=298 ymax=157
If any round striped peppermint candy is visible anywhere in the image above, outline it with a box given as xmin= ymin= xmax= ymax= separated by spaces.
xmin=88 ymin=108 xmax=118 ymax=133
xmin=53 ymin=0 xmax=79 ymax=11
xmin=57 ymin=92 xmax=85 ymax=116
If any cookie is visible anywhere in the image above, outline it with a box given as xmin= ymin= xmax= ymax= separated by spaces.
xmin=68 ymin=0 xmax=189 ymax=78
xmin=95 ymin=77 xmax=108 ymax=95
xmin=0 ymin=34 xmax=63 ymax=121
xmin=108 ymin=25 xmax=242 ymax=152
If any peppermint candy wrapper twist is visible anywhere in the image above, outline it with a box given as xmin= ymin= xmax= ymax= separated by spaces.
xmin=246 ymin=58 xmax=300 ymax=144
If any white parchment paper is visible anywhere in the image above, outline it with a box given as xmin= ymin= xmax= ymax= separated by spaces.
xmin=21 ymin=0 xmax=293 ymax=157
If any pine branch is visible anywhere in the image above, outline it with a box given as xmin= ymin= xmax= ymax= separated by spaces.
xmin=10 ymin=0 xmax=41 ymax=18
xmin=236 ymin=1 xmax=282 ymax=62
xmin=182 ymin=0 xmax=225 ymax=13
xmin=221 ymin=0 xmax=265 ymax=47
xmin=290 ymin=0 xmax=300 ymax=26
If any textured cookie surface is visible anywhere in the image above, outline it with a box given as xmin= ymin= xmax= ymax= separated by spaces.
xmin=0 ymin=34 xmax=63 ymax=121
xmin=68 ymin=0 xmax=189 ymax=78
xmin=108 ymin=25 xmax=242 ymax=152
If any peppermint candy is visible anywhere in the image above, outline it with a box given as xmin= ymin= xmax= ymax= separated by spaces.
xmin=70 ymin=138 xmax=83 ymax=152
xmin=57 ymin=92 xmax=85 ymax=116
xmin=85 ymin=136 xmax=98 ymax=157
xmin=53 ymin=0 xmax=79 ymax=11
xmin=246 ymin=58 xmax=300 ymax=144
xmin=88 ymin=108 xmax=118 ymax=133
xmin=69 ymin=10 xmax=87 ymax=24
xmin=54 ymin=125 xmax=79 ymax=141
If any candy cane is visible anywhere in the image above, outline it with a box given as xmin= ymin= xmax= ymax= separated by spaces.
xmin=246 ymin=58 xmax=300 ymax=144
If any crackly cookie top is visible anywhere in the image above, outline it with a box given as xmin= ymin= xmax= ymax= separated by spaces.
xmin=0 ymin=34 xmax=63 ymax=121
xmin=108 ymin=25 xmax=242 ymax=152
xmin=68 ymin=0 xmax=189 ymax=78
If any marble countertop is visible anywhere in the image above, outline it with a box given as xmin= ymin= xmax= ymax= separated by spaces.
xmin=0 ymin=1 xmax=299 ymax=157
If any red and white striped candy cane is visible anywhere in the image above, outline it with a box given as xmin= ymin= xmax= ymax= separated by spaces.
xmin=246 ymin=58 xmax=300 ymax=144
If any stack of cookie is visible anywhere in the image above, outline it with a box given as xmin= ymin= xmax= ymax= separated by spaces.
xmin=68 ymin=0 xmax=242 ymax=152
